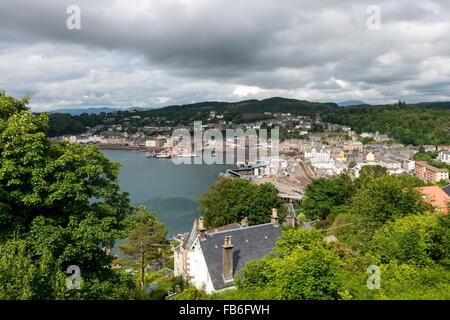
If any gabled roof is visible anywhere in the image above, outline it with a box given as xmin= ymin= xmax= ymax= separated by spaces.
xmin=182 ymin=220 xmax=199 ymax=250
xmin=199 ymin=223 xmax=281 ymax=290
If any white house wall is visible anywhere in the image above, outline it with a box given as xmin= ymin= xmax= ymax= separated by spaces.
xmin=188 ymin=238 xmax=215 ymax=293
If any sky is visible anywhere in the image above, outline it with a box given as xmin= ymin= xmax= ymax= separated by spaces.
xmin=1 ymin=0 xmax=450 ymax=111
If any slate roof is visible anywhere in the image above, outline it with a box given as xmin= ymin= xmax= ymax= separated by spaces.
xmin=199 ymin=223 xmax=281 ymax=290
xmin=182 ymin=220 xmax=199 ymax=250
xmin=442 ymin=184 xmax=450 ymax=197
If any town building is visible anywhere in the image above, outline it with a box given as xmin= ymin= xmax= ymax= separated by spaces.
xmin=414 ymin=161 xmax=449 ymax=183
xmin=437 ymin=150 xmax=450 ymax=164
xmin=423 ymin=145 xmax=437 ymax=152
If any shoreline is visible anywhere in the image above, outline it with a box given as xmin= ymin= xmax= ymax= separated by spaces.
xmin=97 ymin=145 xmax=162 ymax=152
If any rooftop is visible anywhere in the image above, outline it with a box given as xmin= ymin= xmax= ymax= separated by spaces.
xmin=415 ymin=161 xmax=449 ymax=173
xmin=442 ymin=184 xmax=450 ymax=197
xmin=199 ymin=223 xmax=282 ymax=290
xmin=417 ymin=186 xmax=450 ymax=213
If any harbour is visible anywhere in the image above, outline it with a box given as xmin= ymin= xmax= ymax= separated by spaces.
xmin=101 ymin=149 xmax=232 ymax=236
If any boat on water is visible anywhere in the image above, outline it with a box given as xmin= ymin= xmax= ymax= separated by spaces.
xmin=173 ymin=153 xmax=199 ymax=158
xmin=146 ymin=151 xmax=157 ymax=158
xmin=155 ymin=153 xmax=171 ymax=159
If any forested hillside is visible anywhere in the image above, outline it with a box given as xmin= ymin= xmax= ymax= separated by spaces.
xmin=322 ymin=104 xmax=450 ymax=145
xmin=45 ymin=98 xmax=450 ymax=146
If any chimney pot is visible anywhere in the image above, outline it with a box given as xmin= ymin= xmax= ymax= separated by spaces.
xmin=271 ymin=208 xmax=279 ymax=226
xmin=198 ymin=217 xmax=206 ymax=239
xmin=241 ymin=217 xmax=249 ymax=227
xmin=222 ymin=236 xmax=234 ymax=282
xmin=197 ymin=217 xmax=205 ymax=230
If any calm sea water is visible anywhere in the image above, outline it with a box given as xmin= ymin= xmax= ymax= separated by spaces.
xmin=102 ymin=150 xmax=231 ymax=236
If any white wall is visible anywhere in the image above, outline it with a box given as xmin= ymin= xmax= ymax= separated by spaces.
xmin=188 ymin=238 xmax=215 ymax=293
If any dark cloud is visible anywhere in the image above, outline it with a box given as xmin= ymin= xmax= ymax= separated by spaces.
xmin=0 ymin=0 xmax=450 ymax=110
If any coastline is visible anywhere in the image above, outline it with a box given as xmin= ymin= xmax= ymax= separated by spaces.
xmin=97 ymin=145 xmax=163 ymax=153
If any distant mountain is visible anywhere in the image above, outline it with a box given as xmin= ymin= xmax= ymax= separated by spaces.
xmin=337 ymin=100 xmax=367 ymax=107
xmin=50 ymin=107 xmax=120 ymax=115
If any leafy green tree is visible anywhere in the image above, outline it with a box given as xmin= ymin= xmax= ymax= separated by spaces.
xmin=328 ymin=210 xmax=376 ymax=252
xmin=0 ymin=237 xmax=65 ymax=299
xmin=430 ymin=214 xmax=450 ymax=267
xmin=198 ymin=177 xmax=286 ymax=228
xmin=300 ymin=174 xmax=355 ymax=220
xmin=355 ymin=165 xmax=388 ymax=188
xmin=369 ymin=214 xmax=440 ymax=266
xmin=0 ymin=91 xmax=139 ymax=299
xmin=275 ymin=227 xmax=326 ymax=256
xmin=119 ymin=208 xmax=169 ymax=276
xmin=322 ymin=104 xmax=450 ymax=146
xmin=351 ymin=175 xmax=430 ymax=224
xmin=336 ymin=260 xmax=450 ymax=300
xmin=235 ymin=229 xmax=342 ymax=300
xmin=171 ymin=285 xmax=208 ymax=300
xmin=118 ymin=208 xmax=170 ymax=293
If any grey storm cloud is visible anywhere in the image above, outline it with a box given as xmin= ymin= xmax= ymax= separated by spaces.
xmin=1 ymin=0 xmax=450 ymax=111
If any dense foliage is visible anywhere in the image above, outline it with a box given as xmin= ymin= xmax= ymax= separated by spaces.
xmin=299 ymin=174 xmax=355 ymax=220
xmin=119 ymin=208 xmax=169 ymax=267
xmin=177 ymin=166 xmax=449 ymax=300
xmin=0 ymin=91 xmax=141 ymax=299
xmin=47 ymin=113 xmax=104 ymax=137
xmin=322 ymin=104 xmax=450 ymax=145
xmin=198 ymin=177 xmax=287 ymax=228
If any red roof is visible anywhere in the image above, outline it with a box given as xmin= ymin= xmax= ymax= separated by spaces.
xmin=417 ymin=186 xmax=450 ymax=214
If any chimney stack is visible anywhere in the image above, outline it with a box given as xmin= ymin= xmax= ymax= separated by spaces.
xmin=222 ymin=236 xmax=234 ymax=282
xmin=271 ymin=208 xmax=279 ymax=226
xmin=197 ymin=217 xmax=206 ymax=239
xmin=241 ymin=217 xmax=249 ymax=228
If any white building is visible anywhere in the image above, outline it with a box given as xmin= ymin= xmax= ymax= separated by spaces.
xmin=304 ymin=147 xmax=331 ymax=160
xmin=145 ymin=140 xmax=157 ymax=147
xmin=174 ymin=211 xmax=283 ymax=293
xmin=437 ymin=150 xmax=450 ymax=164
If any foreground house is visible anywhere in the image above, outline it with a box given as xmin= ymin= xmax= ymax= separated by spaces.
xmin=417 ymin=186 xmax=450 ymax=214
xmin=174 ymin=209 xmax=286 ymax=293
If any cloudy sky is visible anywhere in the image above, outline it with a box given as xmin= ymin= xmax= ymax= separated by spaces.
xmin=1 ymin=0 xmax=450 ymax=111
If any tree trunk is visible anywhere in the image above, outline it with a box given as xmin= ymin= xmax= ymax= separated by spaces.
xmin=140 ymin=241 xmax=145 ymax=291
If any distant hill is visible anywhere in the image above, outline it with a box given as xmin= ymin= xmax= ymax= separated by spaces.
xmin=411 ymin=101 xmax=450 ymax=109
xmin=50 ymin=107 xmax=120 ymax=115
xmin=148 ymin=97 xmax=338 ymax=117
xmin=337 ymin=100 xmax=367 ymax=107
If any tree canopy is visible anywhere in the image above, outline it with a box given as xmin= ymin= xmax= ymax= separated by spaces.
xmin=198 ymin=177 xmax=286 ymax=228
xmin=299 ymin=174 xmax=355 ymax=220
xmin=184 ymin=170 xmax=450 ymax=300
xmin=0 ymin=91 xmax=140 ymax=299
